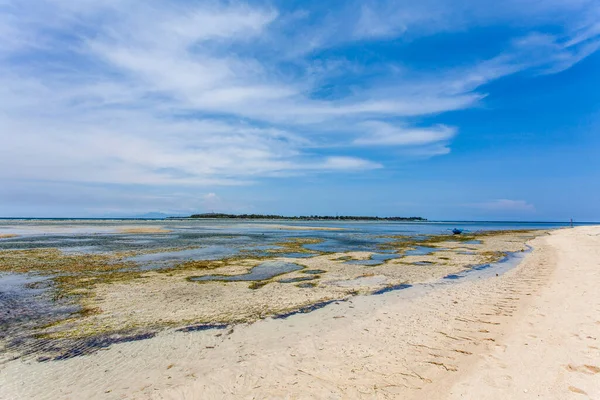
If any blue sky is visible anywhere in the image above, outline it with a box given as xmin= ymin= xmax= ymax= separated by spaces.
xmin=0 ymin=0 xmax=599 ymax=220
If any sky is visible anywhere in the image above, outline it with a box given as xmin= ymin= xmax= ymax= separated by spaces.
xmin=0 ymin=0 xmax=599 ymax=220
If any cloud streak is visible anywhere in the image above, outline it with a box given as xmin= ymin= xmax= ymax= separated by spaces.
xmin=0 ymin=0 xmax=598 ymax=195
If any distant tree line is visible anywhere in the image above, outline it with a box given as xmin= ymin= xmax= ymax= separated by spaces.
xmin=179 ymin=213 xmax=427 ymax=221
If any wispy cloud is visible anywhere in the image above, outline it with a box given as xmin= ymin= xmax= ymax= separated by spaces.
xmin=354 ymin=122 xmax=456 ymax=146
xmin=0 ymin=0 xmax=598 ymax=196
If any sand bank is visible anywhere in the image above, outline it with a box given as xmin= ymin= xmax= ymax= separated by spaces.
xmin=1 ymin=227 xmax=598 ymax=399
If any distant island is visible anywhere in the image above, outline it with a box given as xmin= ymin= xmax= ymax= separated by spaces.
xmin=174 ymin=213 xmax=427 ymax=221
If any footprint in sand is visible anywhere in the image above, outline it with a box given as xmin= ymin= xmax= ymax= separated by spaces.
xmin=565 ymin=364 xmax=600 ymax=375
xmin=568 ymin=386 xmax=587 ymax=395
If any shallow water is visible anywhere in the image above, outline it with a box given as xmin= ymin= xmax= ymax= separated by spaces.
xmin=344 ymin=253 xmax=400 ymax=266
xmin=443 ymin=246 xmax=532 ymax=281
xmin=0 ymin=219 xmax=578 ymax=262
xmin=0 ymin=272 xmax=78 ymax=360
xmin=403 ymin=246 xmax=439 ymax=256
xmin=128 ymin=246 xmax=241 ymax=263
xmin=0 ymin=219 xmax=557 ymax=361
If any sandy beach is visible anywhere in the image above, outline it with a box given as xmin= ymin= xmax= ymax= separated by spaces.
xmin=1 ymin=226 xmax=599 ymax=399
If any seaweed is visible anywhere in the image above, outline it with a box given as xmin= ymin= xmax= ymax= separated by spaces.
xmin=371 ymin=283 xmax=412 ymax=295
xmin=176 ymin=323 xmax=228 ymax=333
xmin=272 ymin=300 xmax=340 ymax=319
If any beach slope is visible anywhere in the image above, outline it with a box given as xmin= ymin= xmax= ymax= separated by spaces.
xmin=1 ymin=226 xmax=598 ymax=399
xmin=440 ymin=226 xmax=600 ymax=399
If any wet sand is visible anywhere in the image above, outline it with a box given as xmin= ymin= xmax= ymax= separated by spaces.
xmin=1 ymin=227 xmax=598 ymax=399
xmin=256 ymin=224 xmax=347 ymax=231
xmin=118 ymin=227 xmax=173 ymax=234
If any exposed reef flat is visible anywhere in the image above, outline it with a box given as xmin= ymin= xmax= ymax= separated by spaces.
xmin=0 ymin=229 xmax=541 ymax=362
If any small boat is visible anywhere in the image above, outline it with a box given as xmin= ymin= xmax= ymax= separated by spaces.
xmin=452 ymin=228 xmax=463 ymax=235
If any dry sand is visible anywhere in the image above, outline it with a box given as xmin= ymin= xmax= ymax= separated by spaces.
xmin=1 ymin=226 xmax=598 ymax=399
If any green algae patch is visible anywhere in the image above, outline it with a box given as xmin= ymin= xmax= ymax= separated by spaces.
xmin=0 ymin=248 xmax=137 ymax=274
xmin=380 ymin=230 xmax=540 ymax=252
xmin=248 ymin=281 xmax=269 ymax=290
xmin=167 ymin=255 xmax=266 ymax=273
xmin=332 ymin=255 xmax=356 ymax=262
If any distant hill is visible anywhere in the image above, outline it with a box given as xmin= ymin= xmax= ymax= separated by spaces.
xmin=176 ymin=213 xmax=427 ymax=221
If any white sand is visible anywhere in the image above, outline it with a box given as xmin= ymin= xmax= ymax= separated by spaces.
xmin=440 ymin=226 xmax=600 ymax=399
xmin=1 ymin=226 xmax=598 ymax=399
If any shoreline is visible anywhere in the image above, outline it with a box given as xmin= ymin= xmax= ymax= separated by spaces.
xmin=1 ymin=227 xmax=599 ymax=399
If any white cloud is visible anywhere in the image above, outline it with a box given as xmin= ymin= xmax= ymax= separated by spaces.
xmin=320 ymin=156 xmax=382 ymax=170
xmin=0 ymin=0 xmax=598 ymax=193
xmin=354 ymin=122 xmax=457 ymax=146
xmin=351 ymin=0 xmax=598 ymax=41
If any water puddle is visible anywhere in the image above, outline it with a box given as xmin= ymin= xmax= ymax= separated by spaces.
xmin=303 ymin=236 xmax=389 ymax=253
xmin=190 ymin=261 xmax=304 ymax=282
xmin=443 ymin=246 xmax=532 ymax=281
xmin=404 ymin=246 xmax=439 ymax=256
xmin=344 ymin=253 xmax=400 ymax=266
